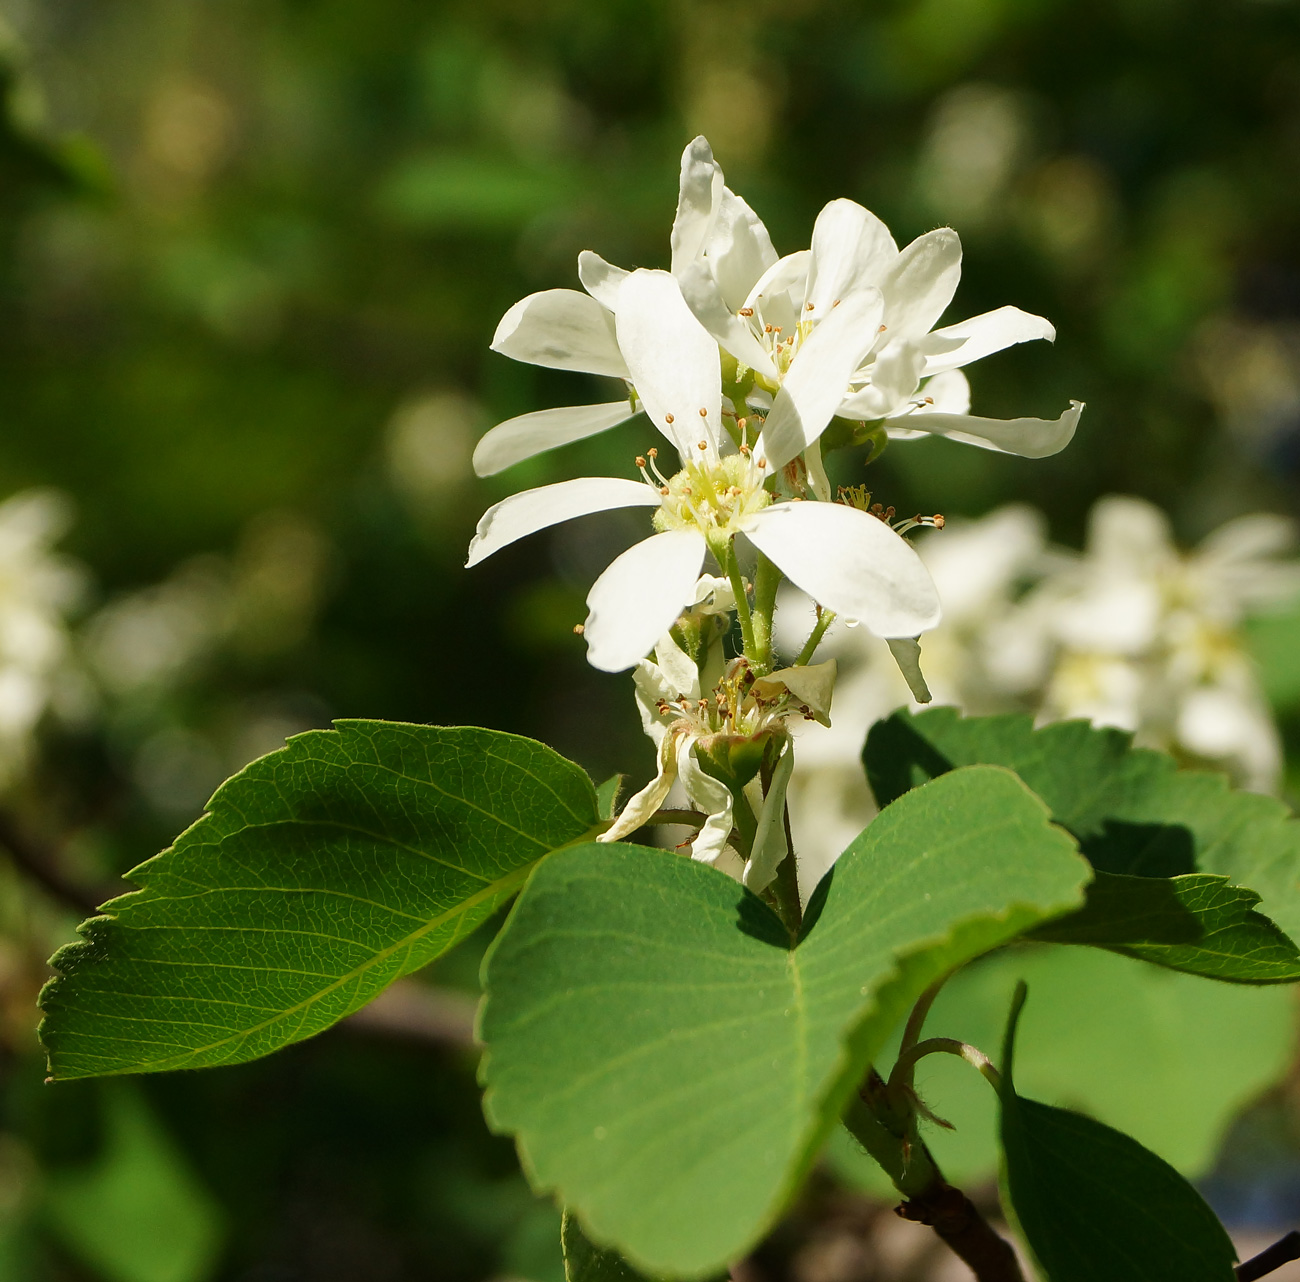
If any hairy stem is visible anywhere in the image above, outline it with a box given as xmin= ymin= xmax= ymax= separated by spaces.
xmin=748 ymin=552 xmax=781 ymax=676
xmin=888 ymin=1037 xmax=1002 ymax=1093
xmin=794 ymin=606 xmax=836 ymax=667
xmin=845 ymin=1071 xmax=1025 ymax=1282
xmin=722 ymin=541 xmax=759 ymax=664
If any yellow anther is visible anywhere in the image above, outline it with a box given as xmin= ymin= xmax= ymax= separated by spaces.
xmin=665 ymin=413 xmax=675 ymax=424
xmin=697 ymin=440 xmax=708 ymax=450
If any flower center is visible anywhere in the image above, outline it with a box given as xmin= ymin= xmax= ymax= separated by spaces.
xmin=646 ymin=451 xmax=772 ymax=542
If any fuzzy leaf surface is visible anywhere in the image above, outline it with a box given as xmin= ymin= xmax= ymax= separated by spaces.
xmin=999 ymin=988 xmax=1238 ymax=1282
xmin=40 ymin=720 xmax=602 ymax=1079
xmin=865 ymin=708 xmax=1300 ymax=940
xmin=480 ymin=765 xmax=1089 ymax=1276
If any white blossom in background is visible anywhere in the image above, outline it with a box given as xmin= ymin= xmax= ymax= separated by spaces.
xmin=0 ymin=490 xmax=85 ymax=789
xmin=778 ymin=497 xmax=1300 ymax=883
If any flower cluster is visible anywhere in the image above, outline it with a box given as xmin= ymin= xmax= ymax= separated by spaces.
xmin=780 ymin=496 xmax=1300 ymax=883
xmin=467 ymin=136 xmax=1080 ymax=888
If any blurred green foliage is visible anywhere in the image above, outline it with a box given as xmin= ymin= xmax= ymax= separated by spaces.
xmin=2 ymin=0 xmax=1300 ymax=1277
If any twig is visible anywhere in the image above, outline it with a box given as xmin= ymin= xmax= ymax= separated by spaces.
xmin=894 ymin=1184 xmax=1025 ymax=1282
xmin=0 ymin=811 xmax=100 ymax=917
xmin=1237 ymin=1231 xmax=1300 ymax=1281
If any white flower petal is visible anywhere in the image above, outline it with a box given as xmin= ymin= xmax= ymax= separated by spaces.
xmin=632 ymin=659 xmax=679 ymax=747
xmin=584 ymin=528 xmax=707 ymax=672
xmin=706 ymin=189 xmax=778 ymax=312
xmin=920 ymin=368 xmax=971 ymax=416
xmin=671 ymin=137 xmax=723 ymax=274
xmin=678 ymin=739 xmax=735 ymax=868
xmin=743 ymin=502 xmax=941 ymax=638
xmin=839 ymin=342 xmax=926 ymax=421
xmin=881 ymin=228 xmax=962 ymax=344
xmin=883 ymin=400 xmax=1083 ymax=458
xmin=804 ymin=199 xmax=898 ymax=319
xmin=472 ymin=400 xmax=639 ymax=477
xmin=653 ymin=630 xmax=700 ymax=701
xmin=742 ymin=741 xmax=794 ymax=894
xmin=491 ymin=289 xmax=628 ymax=378
xmin=578 ymin=251 xmax=630 ymax=311
xmin=744 ymin=250 xmax=811 ymax=336
xmin=676 ymin=257 xmax=780 ymax=381
xmin=599 ymin=734 xmax=679 ymax=843
xmin=919 ymin=305 xmax=1056 ymax=377
xmin=466 ymin=477 xmax=657 ymax=568
xmin=761 ymin=289 xmax=884 ymax=468
xmin=615 ymin=269 xmax=723 ymax=459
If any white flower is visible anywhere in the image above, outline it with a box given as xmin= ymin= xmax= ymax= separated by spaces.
xmin=670 ymin=136 xmax=1083 ymax=474
xmin=466 ymin=269 xmax=941 ymax=673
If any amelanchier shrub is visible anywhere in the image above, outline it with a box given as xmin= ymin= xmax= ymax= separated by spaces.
xmin=36 ymin=140 xmax=1300 ymax=1282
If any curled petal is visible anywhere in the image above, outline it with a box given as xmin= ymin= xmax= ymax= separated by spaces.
xmin=742 ymin=502 xmax=941 ymax=638
xmin=578 ymin=251 xmax=630 ymax=311
xmin=466 ymin=477 xmax=657 ymax=567
xmin=839 ymin=342 xmax=926 ymax=421
xmin=881 ymin=229 xmax=962 ymax=344
xmin=804 ymin=199 xmax=898 ymax=319
xmin=742 ymin=741 xmax=795 ymax=894
xmin=884 ymin=400 xmax=1083 ymax=459
xmin=491 ymin=289 xmax=627 ymax=378
xmin=599 ymin=732 xmax=680 ymax=844
xmin=761 ymin=289 xmax=884 ymax=469
xmin=752 ymin=660 xmax=837 ymax=726
xmin=584 ymin=529 xmax=707 ymax=672
xmin=678 ymin=739 xmax=735 ymax=868
xmin=671 ymin=137 xmax=724 ymax=273
xmin=743 ymin=250 xmax=811 ymax=336
xmin=472 ymin=400 xmax=639 ymax=477
xmin=919 ymin=305 xmax=1056 ymax=378
xmin=615 ymin=270 xmax=723 ymax=460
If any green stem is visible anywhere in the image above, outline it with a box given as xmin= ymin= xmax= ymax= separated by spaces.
xmin=721 ymin=539 xmax=759 ymax=663
xmin=728 ymin=783 xmax=758 ymax=861
xmin=889 ymin=1037 xmax=1002 ymax=1093
xmin=768 ymin=801 xmax=802 ymax=939
xmin=748 ymin=552 xmax=781 ymax=676
xmin=794 ymin=607 xmax=837 ymax=667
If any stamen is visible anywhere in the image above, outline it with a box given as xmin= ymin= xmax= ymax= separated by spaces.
xmin=635 ymin=456 xmax=646 ymax=468
xmin=739 ymin=307 xmax=754 ymax=317
xmin=572 ymin=624 xmax=585 ymax=635
xmin=665 ymin=413 xmax=675 ymax=424
xmin=877 ymin=324 xmax=888 ymax=333
xmin=698 ymin=407 xmax=708 ymax=417
xmin=805 ymin=302 xmax=815 ymax=311
xmin=697 ymin=440 xmax=708 ymax=451
xmin=832 ymin=299 xmax=841 ymax=307
xmin=757 ymin=456 xmax=767 ymax=468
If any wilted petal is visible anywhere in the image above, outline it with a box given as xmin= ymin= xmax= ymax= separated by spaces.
xmin=743 ymin=502 xmax=941 ymax=638
xmin=678 ymin=739 xmax=735 ymax=868
xmin=584 ymin=528 xmax=707 ymax=671
xmin=752 ymin=660 xmax=837 ymax=726
xmin=762 ymin=289 xmax=884 ymax=468
xmin=742 ymin=742 xmax=794 ymax=893
xmin=677 ymin=257 xmax=780 ymax=381
xmin=671 ymin=136 xmax=723 ymax=273
xmin=881 ymin=229 xmax=962 ymax=344
xmin=472 ymin=400 xmax=638 ymax=477
xmin=599 ymin=734 xmax=679 ymax=843
xmin=615 ymin=269 xmax=723 ymax=459
xmin=919 ymin=305 xmax=1056 ymax=377
xmin=466 ymin=477 xmax=657 ymax=567
xmin=884 ymin=400 xmax=1083 ymax=458
xmin=491 ymin=289 xmax=628 ymax=378
xmin=578 ymin=251 xmax=630 ymax=311
xmin=804 ymin=199 xmax=898 ymax=318
xmin=886 ymin=638 xmax=933 ymax=704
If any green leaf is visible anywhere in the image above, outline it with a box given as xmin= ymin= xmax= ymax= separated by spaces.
xmin=827 ymin=945 xmax=1294 ymax=1196
xmin=595 ymin=776 xmax=625 ymax=822
xmin=563 ymin=1212 xmax=667 ymax=1282
xmin=998 ymin=984 xmax=1238 ymax=1282
xmin=865 ymin=707 xmax=1300 ymax=939
xmin=480 ymin=765 xmax=1090 ymax=1276
xmin=39 ymin=720 xmax=602 ymax=1079
xmin=43 ymin=1084 xmax=223 ymax=1282
xmin=1028 ymin=871 xmax=1300 ymax=981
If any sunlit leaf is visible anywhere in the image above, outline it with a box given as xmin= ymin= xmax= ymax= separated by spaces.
xmin=480 ymin=766 xmax=1090 ymax=1276
xmin=40 ymin=721 xmax=603 ymax=1078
